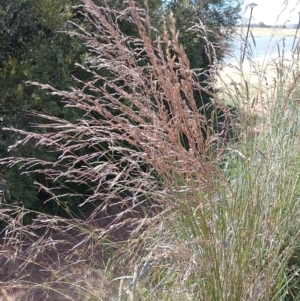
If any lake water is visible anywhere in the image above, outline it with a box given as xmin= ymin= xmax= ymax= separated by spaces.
xmin=224 ymin=34 xmax=300 ymax=63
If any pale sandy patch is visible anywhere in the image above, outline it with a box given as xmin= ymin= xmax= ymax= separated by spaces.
xmin=217 ymin=50 xmax=298 ymax=85
xmin=214 ymin=49 xmax=300 ymax=117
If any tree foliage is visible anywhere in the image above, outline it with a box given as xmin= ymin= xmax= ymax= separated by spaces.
xmin=0 ymin=0 xmax=86 ymax=211
xmin=0 ymin=0 xmax=241 ymax=217
xmin=1 ymin=0 xmax=218 ymax=214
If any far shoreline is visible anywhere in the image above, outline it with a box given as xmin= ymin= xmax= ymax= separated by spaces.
xmin=234 ymin=27 xmax=300 ymax=37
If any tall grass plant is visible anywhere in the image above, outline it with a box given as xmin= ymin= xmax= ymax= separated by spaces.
xmin=1 ymin=0 xmax=300 ymax=300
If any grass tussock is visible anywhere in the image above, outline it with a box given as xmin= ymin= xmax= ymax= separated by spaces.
xmin=1 ymin=0 xmax=300 ymax=300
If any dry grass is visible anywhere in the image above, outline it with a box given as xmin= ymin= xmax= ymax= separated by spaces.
xmin=0 ymin=0 xmax=226 ymax=300
xmin=1 ymin=0 xmax=300 ymax=300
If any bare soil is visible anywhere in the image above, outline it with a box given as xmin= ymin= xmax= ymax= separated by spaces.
xmin=0 ymin=195 xmax=159 ymax=300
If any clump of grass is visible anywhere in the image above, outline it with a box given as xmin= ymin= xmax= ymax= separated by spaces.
xmin=0 ymin=0 xmax=224 ymax=299
xmin=1 ymin=0 xmax=300 ymax=300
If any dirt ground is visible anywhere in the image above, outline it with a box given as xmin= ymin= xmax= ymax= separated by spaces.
xmin=0 ymin=195 xmax=159 ymax=300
